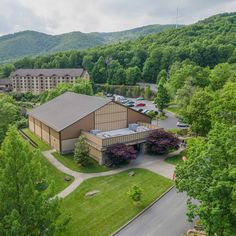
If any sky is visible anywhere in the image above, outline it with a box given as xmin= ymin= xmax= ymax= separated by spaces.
xmin=0 ymin=0 xmax=236 ymax=36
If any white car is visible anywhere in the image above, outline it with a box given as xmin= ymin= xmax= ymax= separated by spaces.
xmin=177 ymin=122 xmax=189 ymax=128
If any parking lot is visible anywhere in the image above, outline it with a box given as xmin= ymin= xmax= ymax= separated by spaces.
xmin=112 ymin=95 xmax=180 ymax=130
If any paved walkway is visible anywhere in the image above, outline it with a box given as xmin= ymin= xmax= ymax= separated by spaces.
xmin=42 ymin=149 xmax=182 ymax=198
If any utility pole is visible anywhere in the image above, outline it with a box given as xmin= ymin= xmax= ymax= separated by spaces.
xmin=176 ymin=7 xmax=179 ymax=29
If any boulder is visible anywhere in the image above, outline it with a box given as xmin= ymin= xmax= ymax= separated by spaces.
xmin=128 ymin=171 xmax=135 ymax=176
xmin=64 ymin=176 xmax=72 ymax=182
xmin=85 ymin=190 xmax=100 ymax=197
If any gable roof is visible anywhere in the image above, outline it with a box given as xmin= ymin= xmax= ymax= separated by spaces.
xmin=12 ymin=68 xmax=86 ymax=77
xmin=29 ymin=92 xmax=110 ymax=132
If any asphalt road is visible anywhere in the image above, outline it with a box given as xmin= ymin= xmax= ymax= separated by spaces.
xmin=114 ymin=187 xmax=193 ymax=236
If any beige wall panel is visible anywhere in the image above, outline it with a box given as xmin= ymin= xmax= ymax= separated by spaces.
xmin=61 ymin=113 xmax=94 ymax=140
xmin=41 ymin=124 xmax=50 ymax=144
xmin=88 ymin=145 xmax=102 ymax=163
xmin=35 ymin=124 xmax=41 ymax=138
xmin=127 ymin=109 xmax=151 ymax=124
xmin=95 ymin=102 xmax=128 ymax=131
xmin=61 ymin=138 xmax=78 ymax=153
xmin=29 ymin=119 xmax=34 ymax=132
xmin=35 ymin=119 xmax=41 ymax=126
xmin=50 ymin=135 xmax=60 ymax=152
xmin=50 ymin=128 xmax=59 ymax=139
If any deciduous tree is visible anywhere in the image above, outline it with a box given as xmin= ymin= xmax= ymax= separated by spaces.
xmin=175 ymin=124 xmax=236 ymax=236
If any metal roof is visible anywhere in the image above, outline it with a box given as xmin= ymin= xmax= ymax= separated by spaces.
xmin=29 ymin=92 xmax=110 ymax=132
xmin=12 ymin=68 xmax=86 ymax=77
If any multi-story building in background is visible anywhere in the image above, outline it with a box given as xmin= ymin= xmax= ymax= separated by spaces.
xmin=11 ymin=68 xmax=89 ymax=94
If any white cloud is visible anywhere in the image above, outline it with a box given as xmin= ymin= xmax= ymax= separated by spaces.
xmin=0 ymin=0 xmax=235 ymax=35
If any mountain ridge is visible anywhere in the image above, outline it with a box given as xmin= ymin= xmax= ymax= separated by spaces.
xmin=0 ymin=24 xmax=179 ymax=62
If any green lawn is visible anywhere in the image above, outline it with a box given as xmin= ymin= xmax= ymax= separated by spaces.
xmin=52 ymin=152 xmax=110 ymax=173
xmin=20 ymin=129 xmax=73 ymax=194
xmin=22 ymin=128 xmax=50 ymax=151
xmin=165 ymin=150 xmax=186 ymax=165
xmin=59 ymin=169 xmax=173 ymax=236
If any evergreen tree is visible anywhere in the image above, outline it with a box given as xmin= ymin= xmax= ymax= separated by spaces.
xmin=155 ymin=84 xmax=170 ymax=112
xmin=74 ymin=135 xmax=90 ymax=166
xmin=0 ymin=126 xmax=65 ymax=235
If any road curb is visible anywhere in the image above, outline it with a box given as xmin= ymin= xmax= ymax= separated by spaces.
xmin=112 ymin=185 xmax=175 ymax=235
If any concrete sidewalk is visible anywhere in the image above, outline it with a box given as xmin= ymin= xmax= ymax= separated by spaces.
xmin=42 ymin=149 xmax=180 ymax=198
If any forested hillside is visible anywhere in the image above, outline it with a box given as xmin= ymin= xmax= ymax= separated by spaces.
xmin=1 ymin=12 xmax=235 ymax=85
xmin=0 ymin=24 xmax=176 ymax=62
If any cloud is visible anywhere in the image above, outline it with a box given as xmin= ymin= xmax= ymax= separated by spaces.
xmin=0 ymin=0 xmax=235 ymax=35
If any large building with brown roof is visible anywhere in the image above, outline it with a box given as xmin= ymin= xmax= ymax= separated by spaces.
xmin=28 ymin=92 xmax=158 ymax=164
xmin=11 ymin=68 xmax=89 ymax=94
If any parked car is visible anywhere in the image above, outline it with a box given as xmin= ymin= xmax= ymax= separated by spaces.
xmin=137 ymin=96 xmax=144 ymax=101
xmin=137 ymin=108 xmax=143 ymax=112
xmin=126 ymin=102 xmax=134 ymax=107
xmin=127 ymin=100 xmax=135 ymax=104
xmin=136 ymin=102 xmax=146 ymax=107
xmin=177 ymin=122 xmax=189 ymax=128
xmin=142 ymin=109 xmax=149 ymax=114
xmin=106 ymin=93 xmax=113 ymax=97
xmin=120 ymin=99 xmax=128 ymax=104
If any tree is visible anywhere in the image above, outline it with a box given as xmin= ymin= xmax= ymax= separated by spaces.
xmin=91 ymin=56 xmax=106 ymax=83
xmin=105 ymin=143 xmax=137 ymax=166
xmin=175 ymin=124 xmax=236 ymax=236
xmin=185 ymin=90 xmax=213 ymax=136
xmin=209 ymin=82 xmax=236 ymax=126
xmin=146 ymin=129 xmax=179 ymax=154
xmin=128 ymin=185 xmax=143 ymax=204
xmin=144 ymin=85 xmax=152 ymax=100
xmin=156 ymin=69 xmax=167 ymax=85
xmin=72 ymin=79 xmax=93 ymax=95
xmin=155 ymin=84 xmax=170 ymax=112
xmin=125 ymin=66 xmax=141 ymax=85
xmin=210 ymin=63 xmax=231 ymax=91
xmin=0 ymin=126 xmax=65 ymax=235
xmin=0 ymin=94 xmax=20 ymax=144
xmin=175 ymin=77 xmax=199 ymax=113
xmin=74 ymin=135 xmax=90 ymax=166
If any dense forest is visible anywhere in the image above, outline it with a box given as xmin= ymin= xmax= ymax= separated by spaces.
xmin=0 ymin=24 xmax=177 ymax=62
xmin=0 ymin=13 xmax=235 ymax=86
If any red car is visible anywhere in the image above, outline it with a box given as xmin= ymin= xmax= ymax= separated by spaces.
xmin=136 ymin=102 xmax=146 ymax=107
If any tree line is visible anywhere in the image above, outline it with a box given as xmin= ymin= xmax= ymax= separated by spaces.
xmin=0 ymin=13 xmax=235 ymax=86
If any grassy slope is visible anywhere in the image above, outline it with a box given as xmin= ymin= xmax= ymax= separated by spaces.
xmin=21 ymin=128 xmax=72 ymax=193
xmin=22 ymin=128 xmax=49 ymax=151
xmin=59 ymin=169 xmax=173 ymax=236
xmin=52 ymin=152 xmax=110 ymax=173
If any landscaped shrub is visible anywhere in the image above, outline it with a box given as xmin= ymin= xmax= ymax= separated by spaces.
xmin=127 ymin=184 xmax=143 ymax=204
xmin=74 ymin=135 xmax=90 ymax=166
xmin=105 ymin=143 xmax=137 ymax=166
xmin=146 ymin=129 xmax=180 ymax=154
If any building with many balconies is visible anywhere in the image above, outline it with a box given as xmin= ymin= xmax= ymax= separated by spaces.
xmin=11 ymin=68 xmax=89 ymax=94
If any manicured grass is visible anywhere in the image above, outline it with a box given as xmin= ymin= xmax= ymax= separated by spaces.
xmin=165 ymin=150 xmax=186 ymax=165
xmin=59 ymin=168 xmax=173 ymax=236
xmin=22 ymin=128 xmax=50 ymax=151
xmin=52 ymin=152 xmax=110 ymax=173
xmin=38 ymin=152 xmax=73 ymax=194
xmin=20 ymin=129 xmax=73 ymax=194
